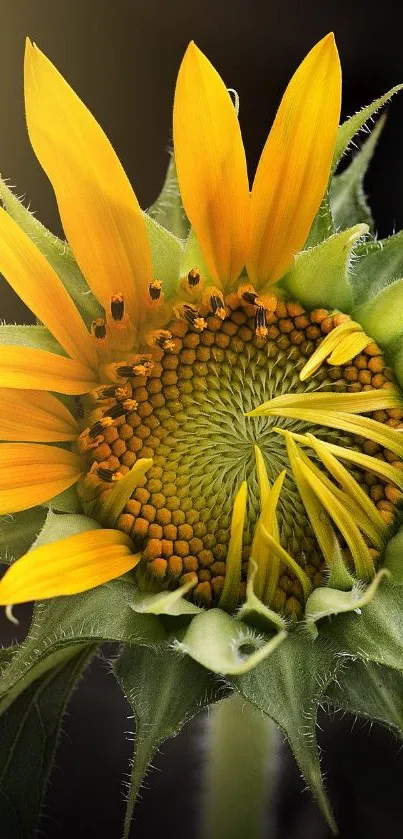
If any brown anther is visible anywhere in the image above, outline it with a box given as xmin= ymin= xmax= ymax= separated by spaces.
xmin=95 ymin=385 xmax=119 ymax=400
xmin=188 ymin=268 xmax=201 ymax=287
xmin=151 ymin=330 xmax=175 ymax=352
xmin=103 ymin=400 xmax=136 ymax=421
xmin=241 ymin=290 xmax=258 ymax=305
xmin=97 ymin=467 xmax=122 ymax=483
xmin=254 ymin=305 xmax=268 ymax=338
xmin=89 ymin=416 xmax=114 ymax=439
xmin=149 ymin=279 xmax=162 ymax=301
xmin=91 ymin=318 xmax=107 ymax=340
xmin=210 ymin=294 xmax=226 ymax=320
xmin=182 ymin=304 xmax=207 ymax=332
xmin=111 ymin=292 xmax=124 ymax=321
xmin=77 ymin=428 xmax=101 ymax=452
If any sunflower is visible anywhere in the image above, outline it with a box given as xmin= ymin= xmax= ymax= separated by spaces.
xmin=0 ymin=34 xmax=402 ymax=624
xmin=2 ymin=32 xmax=403 ymax=836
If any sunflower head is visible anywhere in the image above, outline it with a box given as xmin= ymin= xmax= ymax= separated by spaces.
xmin=1 ymin=34 xmax=403 ymax=834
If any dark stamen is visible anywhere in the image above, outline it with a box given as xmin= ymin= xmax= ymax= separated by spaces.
xmin=111 ymin=293 xmax=124 ymax=321
xmin=188 ymin=268 xmax=201 ymax=287
xmin=242 ymin=291 xmax=258 ymax=306
xmin=91 ymin=318 xmax=107 ymax=339
xmin=97 ymin=467 xmax=115 ymax=482
xmin=149 ymin=280 xmax=162 ymax=301
xmin=103 ymin=398 xmax=137 ymax=420
xmin=254 ymin=305 xmax=268 ymax=337
xmin=210 ymin=294 xmax=226 ymax=319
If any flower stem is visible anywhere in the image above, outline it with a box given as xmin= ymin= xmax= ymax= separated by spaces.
xmin=202 ymin=692 xmax=277 ymax=839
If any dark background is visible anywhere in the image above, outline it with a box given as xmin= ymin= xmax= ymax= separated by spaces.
xmin=1 ymin=1 xmax=403 ymax=837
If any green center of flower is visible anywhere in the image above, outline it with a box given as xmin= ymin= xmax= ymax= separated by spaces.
xmin=78 ymin=295 xmax=403 ymax=617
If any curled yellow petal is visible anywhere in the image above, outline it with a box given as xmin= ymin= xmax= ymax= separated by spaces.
xmin=219 ymin=481 xmax=248 ymax=611
xmin=0 ymin=389 xmax=78 ymax=442
xmin=299 ymin=320 xmax=361 ymax=381
xmin=0 ymin=529 xmax=138 ymax=604
xmin=0 ymin=345 xmax=98 ymax=395
xmin=0 ymin=209 xmax=97 ymax=370
xmin=24 ymin=39 xmax=153 ymax=323
xmin=248 ymin=387 xmax=402 ymax=417
xmin=248 ymin=33 xmax=341 ymax=285
xmin=173 ymin=41 xmax=249 ymax=287
xmin=0 ymin=443 xmax=82 ymax=514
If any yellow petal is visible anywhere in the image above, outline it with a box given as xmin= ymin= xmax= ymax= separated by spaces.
xmin=0 ymin=209 xmax=97 ymax=370
xmin=0 ymin=529 xmax=138 ymax=604
xmin=24 ymin=39 xmax=153 ymax=323
xmin=0 ymin=443 xmax=82 ymax=514
xmin=173 ymin=42 xmax=249 ymax=286
xmin=248 ymin=33 xmax=341 ymax=285
xmin=219 ymin=481 xmax=247 ymax=611
xmin=0 ymin=345 xmax=98 ymax=395
xmin=0 ymin=389 xmax=78 ymax=441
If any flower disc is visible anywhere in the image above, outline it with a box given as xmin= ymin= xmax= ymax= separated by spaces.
xmin=79 ymin=296 xmax=403 ymax=615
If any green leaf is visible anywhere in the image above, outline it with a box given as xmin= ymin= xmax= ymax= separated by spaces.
xmin=352 ymin=277 xmax=403 ymax=348
xmin=351 ymin=231 xmax=403 ymax=304
xmin=230 ymin=632 xmax=339 ymax=833
xmin=304 ymin=192 xmax=334 ymax=248
xmin=0 ymin=177 xmax=102 ymax=324
xmin=304 ymin=570 xmax=388 ymax=630
xmin=114 ymin=644 xmax=222 ymax=839
xmin=332 ymin=84 xmax=403 ymax=170
xmin=46 ymin=484 xmax=82 ymax=514
xmin=0 ymin=508 xmax=47 ymax=566
xmin=281 ymin=224 xmax=368 ymax=312
xmin=175 ymin=608 xmax=287 ymax=675
xmin=143 ymin=212 xmax=183 ymax=300
xmin=0 ymin=579 xmax=166 ymax=715
xmin=30 ymin=508 xmax=101 ymax=550
xmin=323 ymin=580 xmax=403 ymax=672
xmin=0 ymin=324 xmax=63 ymax=354
xmin=330 ymin=115 xmax=385 ymax=232
xmin=0 ymin=646 xmax=94 ymax=838
xmin=148 ymin=152 xmax=190 ymax=240
xmin=326 ymin=659 xmax=403 ymax=738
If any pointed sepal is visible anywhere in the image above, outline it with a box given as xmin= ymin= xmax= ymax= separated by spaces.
xmin=326 ymin=659 xmax=403 ymax=739
xmin=281 ymin=224 xmax=368 ymax=311
xmin=230 ymin=632 xmax=340 ymax=833
xmin=330 ymin=115 xmax=386 ymax=231
xmin=148 ymin=151 xmax=190 ymax=240
xmin=174 ymin=608 xmax=287 ymax=675
xmin=333 ymin=84 xmax=403 ymax=169
xmin=323 ymin=579 xmax=403 ymax=672
xmin=114 ymin=644 xmax=223 ymax=839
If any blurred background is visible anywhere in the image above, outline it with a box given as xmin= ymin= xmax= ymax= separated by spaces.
xmin=1 ymin=0 xmax=403 ymax=836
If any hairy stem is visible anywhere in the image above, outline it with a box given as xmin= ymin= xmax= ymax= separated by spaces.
xmin=202 ymin=691 xmax=277 ymax=839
